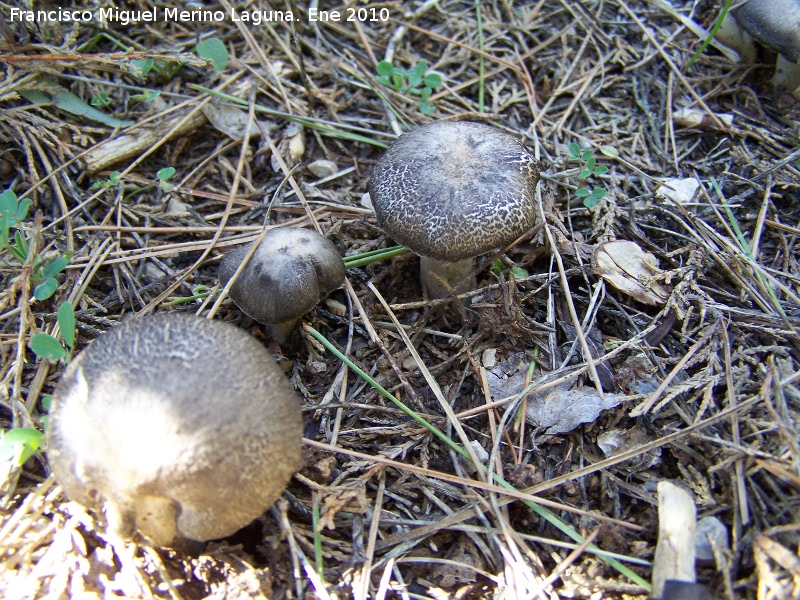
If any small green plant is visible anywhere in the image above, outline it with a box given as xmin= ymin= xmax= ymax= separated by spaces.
xmin=130 ymin=89 xmax=161 ymax=104
xmin=90 ymin=171 xmax=121 ymax=190
xmin=29 ymin=301 xmax=76 ymax=362
xmin=568 ymin=143 xmax=609 ymax=208
xmin=196 ymin=37 xmax=229 ymax=72
xmin=1 ymin=189 xmax=76 ymax=362
xmin=0 ymin=190 xmax=71 ymax=300
xmin=157 ymin=167 xmax=176 ymax=192
xmin=0 ymin=189 xmax=32 ymax=252
xmin=375 ymin=60 xmax=442 ymax=115
xmin=130 ymin=58 xmax=155 ymax=78
xmin=91 ymin=92 xmax=112 ymax=108
xmin=489 ymin=258 xmax=528 ymax=279
xmin=0 ymin=427 xmax=44 ymax=466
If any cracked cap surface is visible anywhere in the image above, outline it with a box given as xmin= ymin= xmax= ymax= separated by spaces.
xmin=369 ymin=121 xmax=541 ymax=262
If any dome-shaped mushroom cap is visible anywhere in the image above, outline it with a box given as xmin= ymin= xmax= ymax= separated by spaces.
xmin=734 ymin=0 xmax=800 ymax=62
xmin=46 ymin=313 xmax=302 ymax=546
xmin=219 ymin=227 xmax=345 ymax=325
xmin=369 ymin=121 xmax=541 ymax=263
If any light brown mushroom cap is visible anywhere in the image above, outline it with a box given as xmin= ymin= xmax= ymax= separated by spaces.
xmin=219 ymin=227 xmax=345 ymax=326
xmin=734 ymin=0 xmax=800 ymax=62
xmin=368 ymin=121 xmax=541 ymax=263
xmin=46 ymin=313 xmax=302 ymax=547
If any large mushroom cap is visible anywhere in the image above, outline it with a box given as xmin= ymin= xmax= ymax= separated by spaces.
xmin=46 ymin=313 xmax=302 ymax=546
xmin=734 ymin=0 xmax=800 ymax=62
xmin=219 ymin=227 xmax=345 ymax=326
xmin=368 ymin=121 xmax=541 ymax=263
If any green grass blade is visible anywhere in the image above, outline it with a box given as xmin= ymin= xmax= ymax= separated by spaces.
xmin=305 ymin=325 xmax=652 ymax=591
xmin=188 ymin=85 xmax=389 ymax=148
xmin=685 ymin=0 xmax=733 ymax=71
xmin=343 ymin=246 xmax=409 ymax=268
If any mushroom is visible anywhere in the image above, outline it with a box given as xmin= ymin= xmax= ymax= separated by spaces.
xmin=218 ymin=227 xmax=345 ymax=342
xmin=717 ymin=0 xmax=800 ymax=95
xmin=46 ymin=313 xmax=302 ymax=549
xmin=368 ymin=121 xmax=541 ymax=299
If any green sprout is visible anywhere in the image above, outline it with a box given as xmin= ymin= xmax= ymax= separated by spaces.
xmin=490 ymin=258 xmax=528 ymax=279
xmin=1 ymin=189 xmax=76 ymax=362
xmin=90 ymin=171 xmax=121 ymax=190
xmin=568 ymin=143 xmax=608 ymax=208
xmin=90 ymin=93 xmax=111 ymax=108
xmin=196 ymin=37 xmax=229 ymax=72
xmin=157 ymin=167 xmax=176 ymax=192
xmin=0 ymin=189 xmax=72 ymax=301
xmin=0 ymin=427 xmax=44 ymax=466
xmin=130 ymin=89 xmax=161 ymax=104
xmin=29 ymin=300 xmax=77 ymax=362
xmin=375 ymin=60 xmax=442 ymax=115
xmin=0 ymin=188 xmax=32 ymax=252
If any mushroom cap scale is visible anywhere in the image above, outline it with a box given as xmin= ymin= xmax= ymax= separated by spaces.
xmin=46 ymin=313 xmax=302 ymax=546
xmin=734 ymin=0 xmax=800 ymax=62
xmin=218 ymin=227 xmax=345 ymax=326
xmin=369 ymin=121 xmax=541 ymax=263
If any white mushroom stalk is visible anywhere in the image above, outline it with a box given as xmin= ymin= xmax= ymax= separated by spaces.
xmin=46 ymin=313 xmax=302 ymax=549
xmin=369 ymin=121 xmax=541 ymax=299
xmin=219 ymin=227 xmax=345 ymax=343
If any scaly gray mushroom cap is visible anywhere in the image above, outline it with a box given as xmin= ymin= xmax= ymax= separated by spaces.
xmin=219 ymin=227 xmax=345 ymax=326
xmin=46 ymin=313 xmax=302 ymax=547
xmin=734 ymin=0 xmax=800 ymax=62
xmin=368 ymin=121 xmax=541 ymax=263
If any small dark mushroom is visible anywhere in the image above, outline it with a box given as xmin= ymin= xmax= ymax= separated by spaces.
xmin=46 ymin=313 xmax=302 ymax=548
xmin=219 ymin=227 xmax=345 ymax=342
xmin=369 ymin=121 xmax=541 ymax=298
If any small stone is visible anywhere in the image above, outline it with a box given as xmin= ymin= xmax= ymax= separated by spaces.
xmin=307 ymin=159 xmax=338 ymax=179
xmin=307 ymin=361 xmax=327 ymax=374
xmin=482 ymin=348 xmax=497 ymax=369
xmin=695 ymin=516 xmax=729 ymax=563
xmin=468 ymin=440 xmax=488 ymax=463
xmin=165 ymin=197 xmax=189 ymax=215
xmin=402 ymin=356 xmax=419 ymax=370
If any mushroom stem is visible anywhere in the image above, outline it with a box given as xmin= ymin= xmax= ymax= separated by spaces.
xmin=265 ymin=319 xmax=300 ymax=345
xmin=774 ymin=54 xmax=800 ymax=96
xmin=420 ymin=256 xmax=476 ymax=299
xmin=716 ymin=13 xmax=757 ymax=62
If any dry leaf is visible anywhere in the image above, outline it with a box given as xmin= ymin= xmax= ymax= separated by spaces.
xmin=592 ymin=240 xmax=670 ymax=305
xmin=673 ymin=106 xmax=734 ymax=129
xmin=657 ymin=177 xmax=701 ymax=205
xmin=597 ymin=426 xmax=661 ymax=471
xmin=271 ymin=123 xmax=305 ymax=172
xmin=526 ymin=386 xmax=626 ymax=435
xmin=317 ymin=480 xmax=368 ymax=530
xmin=201 ymin=102 xmax=273 ymax=141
